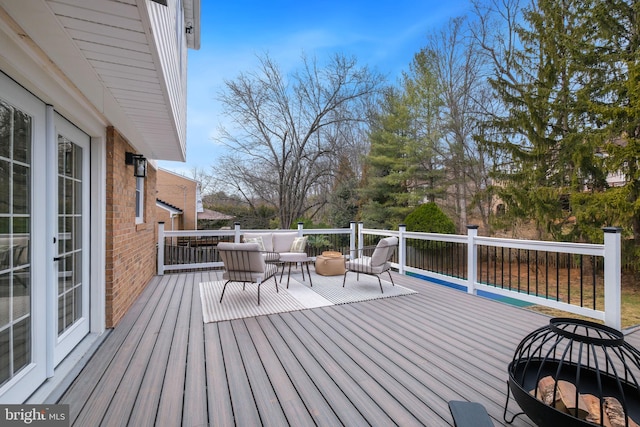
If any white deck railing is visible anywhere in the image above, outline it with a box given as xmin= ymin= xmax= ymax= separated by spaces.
xmin=157 ymin=222 xmax=622 ymax=329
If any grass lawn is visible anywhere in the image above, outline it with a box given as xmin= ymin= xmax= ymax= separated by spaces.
xmin=526 ymin=271 xmax=640 ymax=330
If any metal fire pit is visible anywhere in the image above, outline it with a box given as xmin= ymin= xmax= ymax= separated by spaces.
xmin=505 ymin=318 xmax=640 ymax=427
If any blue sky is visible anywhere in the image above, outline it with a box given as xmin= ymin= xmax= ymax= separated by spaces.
xmin=158 ymin=0 xmax=473 ymax=175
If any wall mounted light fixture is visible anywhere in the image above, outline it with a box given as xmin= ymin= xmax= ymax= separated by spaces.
xmin=185 ymin=22 xmax=193 ymax=34
xmin=125 ymin=152 xmax=147 ymax=178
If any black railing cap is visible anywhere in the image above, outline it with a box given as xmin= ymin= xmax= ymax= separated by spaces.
xmin=602 ymin=226 xmax=622 ymax=233
xmin=467 ymin=225 xmax=479 ymax=230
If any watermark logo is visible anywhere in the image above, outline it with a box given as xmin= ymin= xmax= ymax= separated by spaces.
xmin=1 ymin=405 xmax=69 ymax=426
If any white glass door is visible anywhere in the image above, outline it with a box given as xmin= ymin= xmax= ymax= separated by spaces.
xmin=53 ymin=115 xmax=89 ymax=364
xmin=0 ymin=72 xmax=47 ymax=403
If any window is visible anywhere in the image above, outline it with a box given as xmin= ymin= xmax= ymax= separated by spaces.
xmin=135 ymin=176 xmax=144 ymax=223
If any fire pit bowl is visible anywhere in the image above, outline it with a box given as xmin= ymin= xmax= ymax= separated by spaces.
xmin=505 ymin=318 xmax=640 ymax=427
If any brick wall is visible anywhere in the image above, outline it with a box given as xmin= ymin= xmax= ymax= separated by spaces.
xmin=156 ymin=169 xmax=198 ymax=230
xmin=105 ymin=126 xmax=158 ymax=327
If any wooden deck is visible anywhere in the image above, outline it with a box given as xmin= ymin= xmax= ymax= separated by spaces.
xmin=56 ymin=269 xmax=640 ymax=426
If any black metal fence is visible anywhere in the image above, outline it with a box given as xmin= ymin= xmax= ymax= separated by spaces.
xmin=404 ymin=239 xmax=468 ymax=280
xmin=476 ymin=246 xmax=604 ymax=310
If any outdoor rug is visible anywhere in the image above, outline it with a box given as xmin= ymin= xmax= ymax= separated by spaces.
xmin=199 ymin=271 xmax=417 ymax=323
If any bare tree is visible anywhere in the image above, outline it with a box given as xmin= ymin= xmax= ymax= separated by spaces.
xmin=424 ymin=17 xmax=494 ymax=231
xmin=214 ymin=52 xmax=383 ymax=228
xmin=187 ymin=166 xmax=215 ymax=196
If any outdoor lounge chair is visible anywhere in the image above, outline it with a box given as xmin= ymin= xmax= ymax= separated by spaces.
xmin=342 ymin=236 xmax=398 ymax=293
xmin=217 ymin=242 xmax=280 ymax=305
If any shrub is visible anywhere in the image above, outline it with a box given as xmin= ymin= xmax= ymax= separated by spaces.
xmin=404 ymin=203 xmax=456 ymax=234
xmin=404 ymin=203 xmax=456 ymax=252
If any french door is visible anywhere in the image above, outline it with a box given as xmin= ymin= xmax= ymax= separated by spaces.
xmin=0 ymin=72 xmax=91 ymax=402
xmin=0 ymin=72 xmax=47 ymax=402
xmin=53 ymin=115 xmax=90 ymax=365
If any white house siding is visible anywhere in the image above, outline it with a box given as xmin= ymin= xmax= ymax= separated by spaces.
xmin=146 ymin=0 xmax=188 ymax=160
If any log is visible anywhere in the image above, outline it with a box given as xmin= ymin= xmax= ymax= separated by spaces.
xmin=554 ymin=380 xmax=590 ymax=419
xmin=530 ymin=377 xmax=639 ymax=427
xmin=604 ymin=397 xmax=640 ymax=427
xmin=536 ymin=376 xmax=558 ymax=406
xmin=582 ymin=394 xmax=612 ymax=427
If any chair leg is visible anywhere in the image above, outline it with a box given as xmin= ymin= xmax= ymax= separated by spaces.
xmin=257 ymin=279 xmax=262 ymax=305
xmin=387 ymin=270 xmax=395 ymax=286
xmin=286 ymin=262 xmax=292 ymax=288
xmin=219 ymin=280 xmax=231 ymax=303
xmin=377 ymin=276 xmax=384 ymax=293
xmin=305 ymin=262 xmax=313 ymax=287
xmin=342 ymin=271 xmax=348 ymax=287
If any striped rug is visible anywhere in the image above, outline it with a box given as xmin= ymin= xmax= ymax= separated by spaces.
xmin=199 ymin=271 xmax=417 ymax=323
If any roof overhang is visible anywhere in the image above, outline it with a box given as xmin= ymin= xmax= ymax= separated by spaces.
xmin=157 ymin=199 xmax=183 ymax=215
xmin=0 ymin=0 xmax=201 ymax=162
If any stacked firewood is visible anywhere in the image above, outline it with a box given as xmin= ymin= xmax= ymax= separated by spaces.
xmin=531 ymin=376 xmax=639 ymax=427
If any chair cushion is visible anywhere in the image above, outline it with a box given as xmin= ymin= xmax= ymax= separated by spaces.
xmin=223 ymin=262 xmax=278 ymax=282
xmin=218 ymin=242 xmax=260 ymax=251
xmin=243 ymin=232 xmax=274 ymax=251
xmin=370 ymin=237 xmax=398 ymax=267
xmin=244 ymin=237 xmax=266 ymax=251
xmin=346 ymin=257 xmax=389 ymax=274
xmin=218 ymin=242 xmax=266 ymax=273
xmin=272 ymin=232 xmax=299 ymax=253
xmin=289 ymin=236 xmax=308 ymax=253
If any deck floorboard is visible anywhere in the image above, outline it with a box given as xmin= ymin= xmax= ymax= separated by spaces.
xmin=59 ymin=269 xmax=575 ymax=426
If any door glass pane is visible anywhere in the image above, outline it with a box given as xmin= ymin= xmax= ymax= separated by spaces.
xmin=0 ymin=160 xmax=9 ymax=214
xmin=57 ymin=136 xmax=83 ymax=336
xmin=13 ymin=164 xmax=29 ymax=214
xmin=12 ymin=110 xmax=30 ymax=164
xmin=0 ymin=103 xmax=10 ymax=159
xmin=0 ymin=98 xmax=32 ymax=388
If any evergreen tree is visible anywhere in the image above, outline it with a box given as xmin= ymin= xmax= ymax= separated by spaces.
xmin=359 ymin=50 xmax=445 ymax=229
xmin=402 ymin=48 xmax=447 ymax=204
xmin=359 ymin=87 xmax=413 ymax=228
xmin=479 ymin=0 xmax=606 ymax=240
xmin=572 ymin=0 xmax=640 ymax=254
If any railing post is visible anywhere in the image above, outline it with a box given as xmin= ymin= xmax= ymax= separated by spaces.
xmin=358 ymin=222 xmax=364 ymax=252
xmin=350 ymin=221 xmax=357 ymax=260
xmin=157 ymin=222 xmax=165 ymax=275
xmin=297 ymin=222 xmax=304 ymax=236
xmin=234 ymin=222 xmax=241 ymax=243
xmin=467 ymin=225 xmax=479 ymax=295
xmin=398 ymin=224 xmax=406 ymax=275
xmin=603 ymin=227 xmax=622 ymax=330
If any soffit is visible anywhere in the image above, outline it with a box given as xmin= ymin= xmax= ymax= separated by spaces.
xmin=0 ymin=0 xmax=188 ymax=161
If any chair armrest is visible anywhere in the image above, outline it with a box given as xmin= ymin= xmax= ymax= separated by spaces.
xmin=261 ymin=251 xmax=281 ymax=263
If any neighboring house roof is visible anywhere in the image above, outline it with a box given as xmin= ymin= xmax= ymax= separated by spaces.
xmin=198 ymin=209 xmax=234 ymax=221
xmin=0 ymin=0 xmax=201 ymax=161
xmin=158 ymin=168 xmax=199 ymax=183
xmin=156 ymin=199 xmax=183 ymax=215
